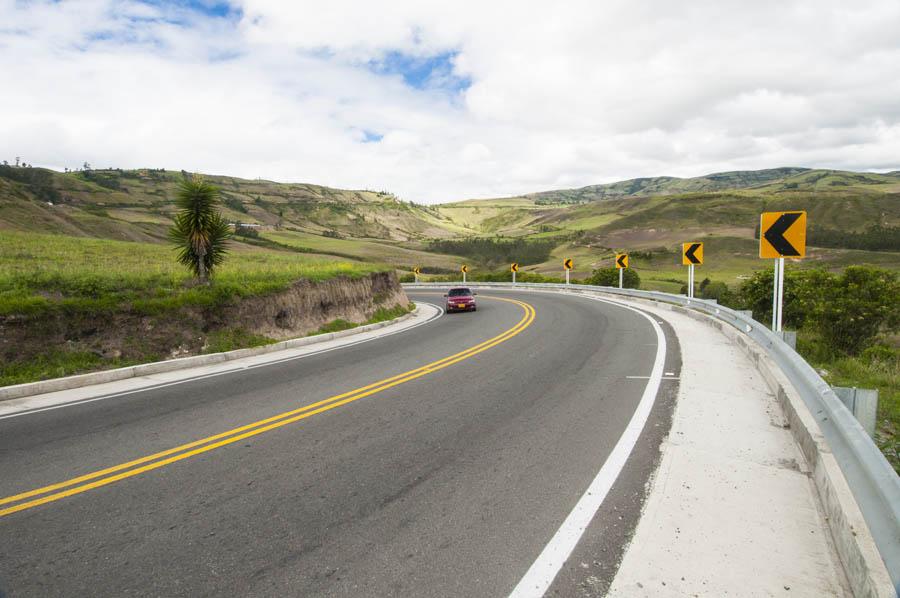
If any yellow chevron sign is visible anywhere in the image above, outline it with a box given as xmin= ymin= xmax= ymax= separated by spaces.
xmin=616 ymin=254 xmax=628 ymax=269
xmin=511 ymin=263 xmax=519 ymax=273
xmin=682 ymin=242 xmax=703 ymax=265
xmin=461 ymin=264 xmax=468 ymax=274
xmin=760 ymin=211 xmax=806 ymax=258
xmin=563 ymin=258 xmax=573 ymax=270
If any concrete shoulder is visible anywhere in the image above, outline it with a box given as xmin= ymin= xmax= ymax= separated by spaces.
xmin=606 ymin=299 xmax=853 ymax=597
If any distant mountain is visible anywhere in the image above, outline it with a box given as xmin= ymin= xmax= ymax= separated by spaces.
xmin=524 ymin=167 xmax=812 ymax=203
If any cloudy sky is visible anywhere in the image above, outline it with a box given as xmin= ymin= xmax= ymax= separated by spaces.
xmin=2 ymin=0 xmax=899 ymax=202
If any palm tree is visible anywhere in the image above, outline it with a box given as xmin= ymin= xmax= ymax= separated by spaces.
xmin=169 ymin=176 xmax=231 ymax=284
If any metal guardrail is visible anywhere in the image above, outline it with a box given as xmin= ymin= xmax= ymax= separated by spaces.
xmin=405 ymin=281 xmax=900 ymax=587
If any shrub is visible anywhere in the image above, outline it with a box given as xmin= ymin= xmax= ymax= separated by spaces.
xmin=732 ymin=265 xmax=899 ymax=355
xmin=813 ymin=266 xmax=900 ymax=355
xmin=427 ymin=238 xmax=556 ymax=267
xmin=731 ymin=267 xmax=832 ymax=330
xmin=587 ymin=267 xmax=640 ymax=289
xmin=233 ymin=225 xmax=260 ymax=239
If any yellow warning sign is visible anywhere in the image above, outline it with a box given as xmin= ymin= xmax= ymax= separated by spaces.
xmin=760 ymin=211 xmax=806 ymax=258
xmin=682 ymin=242 xmax=703 ymax=265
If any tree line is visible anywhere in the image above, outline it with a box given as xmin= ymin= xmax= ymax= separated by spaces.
xmin=427 ymin=237 xmax=556 ymax=266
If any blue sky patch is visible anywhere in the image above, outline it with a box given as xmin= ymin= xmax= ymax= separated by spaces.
xmin=136 ymin=0 xmax=242 ymax=20
xmin=362 ymin=130 xmax=383 ymax=143
xmin=367 ymin=50 xmax=471 ymax=94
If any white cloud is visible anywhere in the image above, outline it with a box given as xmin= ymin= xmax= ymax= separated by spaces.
xmin=1 ymin=0 xmax=899 ymax=202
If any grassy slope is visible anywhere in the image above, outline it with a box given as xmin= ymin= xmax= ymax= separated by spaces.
xmin=0 ymin=231 xmax=378 ymax=317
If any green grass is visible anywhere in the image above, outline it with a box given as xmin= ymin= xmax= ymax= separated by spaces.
xmin=313 ymin=303 xmax=413 ymax=336
xmin=0 ymin=231 xmax=385 ymax=317
xmin=0 ymin=349 xmax=142 ymax=387
xmin=203 ymin=328 xmax=276 ymax=353
xmin=316 ymin=318 xmax=357 ymax=334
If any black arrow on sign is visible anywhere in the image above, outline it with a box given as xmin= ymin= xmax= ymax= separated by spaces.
xmin=684 ymin=243 xmax=702 ymax=264
xmin=764 ymin=213 xmax=802 ymax=256
xmin=616 ymin=255 xmax=627 ymax=268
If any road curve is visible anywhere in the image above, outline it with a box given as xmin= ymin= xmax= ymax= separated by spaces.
xmin=0 ymin=290 xmax=680 ymax=597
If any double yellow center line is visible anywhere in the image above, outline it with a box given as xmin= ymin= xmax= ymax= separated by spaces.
xmin=0 ymin=296 xmax=535 ymax=518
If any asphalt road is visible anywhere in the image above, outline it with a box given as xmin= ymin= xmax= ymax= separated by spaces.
xmin=0 ymin=290 xmax=680 ymax=597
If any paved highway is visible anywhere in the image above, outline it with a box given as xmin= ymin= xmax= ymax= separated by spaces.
xmin=0 ymin=290 xmax=680 ymax=597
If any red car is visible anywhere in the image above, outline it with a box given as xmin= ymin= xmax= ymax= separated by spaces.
xmin=445 ymin=287 xmax=477 ymax=312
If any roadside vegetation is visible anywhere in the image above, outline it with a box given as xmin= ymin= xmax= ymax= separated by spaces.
xmin=169 ymin=176 xmax=232 ymax=284
xmin=0 ymin=231 xmax=381 ymax=318
xmin=0 ymin=231 xmax=391 ymax=386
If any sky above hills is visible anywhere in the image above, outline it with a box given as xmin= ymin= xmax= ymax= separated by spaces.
xmin=2 ymin=0 xmax=899 ymax=202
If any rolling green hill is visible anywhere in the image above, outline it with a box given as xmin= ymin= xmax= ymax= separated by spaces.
xmin=0 ymin=165 xmax=466 ymax=243
xmin=524 ymin=167 xmax=814 ymax=203
xmin=2 ymin=164 xmax=898 ymax=286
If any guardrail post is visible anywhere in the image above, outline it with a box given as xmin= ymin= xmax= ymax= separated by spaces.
xmin=777 ymin=330 xmax=797 ymax=350
xmin=832 ymin=387 xmax=879 ymax=438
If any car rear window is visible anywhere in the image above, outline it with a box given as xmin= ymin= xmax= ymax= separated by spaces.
xmin=448 ymin=288 xmax=471 ymax=297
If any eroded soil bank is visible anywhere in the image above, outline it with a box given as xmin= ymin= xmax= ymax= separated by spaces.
xmin=1 ymin=271 xmax=410 ymax=385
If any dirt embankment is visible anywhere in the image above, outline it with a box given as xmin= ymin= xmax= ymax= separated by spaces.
xmin=225 ymin=270 xmax=409 ymax=339
xmin=2 ymin=271 xmax=409 ymax=375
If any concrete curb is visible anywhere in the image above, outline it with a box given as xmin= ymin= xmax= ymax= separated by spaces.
xmin=626 ymin=297 xmax=894 ymax=598
xmin=0 ymin=307 xmax=418 ymax=403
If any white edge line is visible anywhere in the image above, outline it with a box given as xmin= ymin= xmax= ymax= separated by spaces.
xmin=0 ymin=301 xmax=444 ymax=421
xmin=508 ymin=295 xmax=666 ymax=598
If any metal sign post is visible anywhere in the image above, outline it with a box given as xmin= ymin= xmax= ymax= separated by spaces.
xmin=511 ymin=262 xmax=518 ymax=285
xmin=563 ymin=258 xmax=573 ymax=284
xmin=771 ymin=262 xmax=779 ymax=331
xmin=565 ymin=269 xmax=569 ymax=285
xmin=615 ymin=253 xmax=628 ymax=288
xmin=775 ymin=257 xmax=785 ymax=332
xmin=688 ymin=264 xmax=694 ymax=298
xmin=512 ymin=270 xmax=516 ymax=284
xmin=461 ymin=265 xmax=468 ymax=284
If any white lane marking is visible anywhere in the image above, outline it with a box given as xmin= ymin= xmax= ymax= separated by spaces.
xmin=509 ymin=296 xmax=666 ymax=598
xmin=0 ymin=302 xmax=444 ymax=421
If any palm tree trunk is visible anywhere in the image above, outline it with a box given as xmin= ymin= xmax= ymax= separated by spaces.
xmin=197 ymin=245 xmax=208 ymax=284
